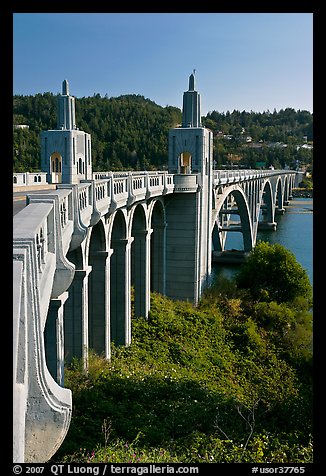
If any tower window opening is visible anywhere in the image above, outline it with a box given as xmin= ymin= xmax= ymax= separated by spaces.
xmin=180 ymin=152 xmax=192 ymax=174
xmin=78 ymin=157 xmax=83 ymax=174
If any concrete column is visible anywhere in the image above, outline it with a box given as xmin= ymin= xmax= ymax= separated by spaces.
xmin=132 ymin=229 xmax=152 ymax=319
xmin=212 ymin=223 xmax=222 ymax=252
xmin=44 ymin=292 xmax=68 ymax=386
xmin=151 ymin=223 xmax=166 ymax=295
xmin=110 ymin=237 xmax=133 ymax=346
xmin=249 ymin=182 xmax=255 ymax=223
xmin=275 ymin=207 xmax=286 ymax=215
xmin=165 ymin=193 xmax=200 ymax=303
xmin=64 ymin=266 xmax=92 ymax=368
xmin=258 ymin=221 xmax=277 ymax=231
xmin=88 ymin=250 xmax=111 ymax=359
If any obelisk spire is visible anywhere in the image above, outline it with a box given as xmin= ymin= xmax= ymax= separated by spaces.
xmin=57 ymin=79 xmax=76 ymax=130
xmin=62 ymin=79 xmax=69 ymax=96
xmin=189 ymin=70 xmax=195 ymax=91
xmin=182 ymin=71 xmax=201 ymax=127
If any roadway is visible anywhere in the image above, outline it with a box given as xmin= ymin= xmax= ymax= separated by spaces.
xmin=13 ymin=189 xmax=55 ymax=216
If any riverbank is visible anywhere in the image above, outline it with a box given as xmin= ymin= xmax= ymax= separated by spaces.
xmin=292 ymin=188 xmax=313 ymax=198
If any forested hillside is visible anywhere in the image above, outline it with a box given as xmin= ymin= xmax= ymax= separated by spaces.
xmin=202 ymin=109 xmax=313 ymax=170
xmin=13 ymin=92 xmax=313 ymax=172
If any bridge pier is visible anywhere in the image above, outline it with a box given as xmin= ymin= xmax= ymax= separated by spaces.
xmin=258 ymin=221 xmax=277 ymax=231
xmin=88 ymin=250 xmax=111 ymax=358
xmin=64 ymin=266 xmax=92 ymax=367
xmin=212 ymin=250 xmax=250 ymax=264
xmin=44 ymin=292 xmax=68 ymax=386
xmin=110 ymin=238 xmax=132 ymax=346
xmin=165 ymin=173 xmax=212 ymax=305
xmin=150 ymin=222 xmax=166 ymax=295
xmin=132 ymin=228 xmax=152 ymax=319
xmin=275 ymin=207 xmax=286 ymax=215
xmin=165 ymin=193 xmax=203 ymax=303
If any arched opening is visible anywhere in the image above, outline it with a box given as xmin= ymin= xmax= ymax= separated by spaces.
xmin=275 ymin=178 xmax=285 ymax=214
xmin=283 ymin=176 xmax=290 ymax=204
xmin=150 ymin=200 xmax=166 ymax=295
xmin=258 ymin=181 xmax=276 ymax=230
xmin=50 ymin=152 xmax=62 ymax=183
xmin=215 ymin=188 xmax=253 ymax=253
xmin=64 ymin=247 xmax=89 ymax=366
xmin=78 ymin=157 xmax=83 ymax=175
xmin=87 ymin=220 xmax=109 ymax=357
xmin=212 ymin=221 xmax=222 ymax=251
xmin=131 ymin=205 xmax=148 ymax=319
xmin=109 ymin=210 xmax=130 ymax=346
xmin=179 ymin=151 xmax=192 ymax=174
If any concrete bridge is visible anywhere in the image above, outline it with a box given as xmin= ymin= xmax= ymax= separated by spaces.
xmin=13 ymin=76 xmax=301 ymax=463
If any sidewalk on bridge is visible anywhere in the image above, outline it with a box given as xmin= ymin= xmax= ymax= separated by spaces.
xmin=13 ymin=184 xmax=57 ymax=193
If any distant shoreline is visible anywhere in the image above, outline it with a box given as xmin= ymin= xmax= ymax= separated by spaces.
xmin=292 ymin=188 xmax=313 ymax=198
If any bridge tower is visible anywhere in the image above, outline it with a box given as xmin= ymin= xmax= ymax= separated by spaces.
xmin=166 ymin=72 xmax=213 ymax=304
xmin=40 ymin=80 xmax=92 ymax=184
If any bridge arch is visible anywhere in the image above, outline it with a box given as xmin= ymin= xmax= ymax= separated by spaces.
xmin=149 ymin=198 xmax=166 ymax=295
xmin=212 ymin=185 xmax=254 ymax=253
xmin=64 ymin=245 xmax=89 ymax=365
xmin=109 ymin=209 xmax=131 ymax=346
xmin=130 ymin=203 xmax=149 ymax=319
xmin=87 ymin=218 xmax=109 ymax=358
xmin=275 ymin=176 xmax=285 ymax=212
xmin=258 ymin=179 xmax=275 ymax=226
xmin=283 ymin=175 xmax=290 ymax=204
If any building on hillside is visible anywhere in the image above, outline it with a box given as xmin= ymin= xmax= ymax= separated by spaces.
xmin=13 ymin=124 xmax=29 ymax=130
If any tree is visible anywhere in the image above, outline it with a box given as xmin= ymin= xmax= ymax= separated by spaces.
xmin=252 ymin=300 xmax=313 ymax=365
xmin=236 ymin=242 xmax=312 ymax=304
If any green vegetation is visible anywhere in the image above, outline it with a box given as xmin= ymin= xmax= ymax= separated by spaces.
xmin=13 ymin=93 xmax=312 ymax=173
xmin=299 ymin=177 xmax=313 ymax=190
xmin=235 ymin=242 xmax=312 ymax=304
xmin=54 ymin=243 xmax=312 ymax=464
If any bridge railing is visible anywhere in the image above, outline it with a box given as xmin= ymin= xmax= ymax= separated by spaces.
xmin=213 ymin=169 xmax=294 ymax=185
xmin=26 ymin=189 xmax=75 ymax=257
xmin=83 ymin=171 xmax=175 ymax=214
xmin=78 ymin=182 xmax=93 ymax=225
xmin=93 ymin=179 xmax=112 ymax=216
xmin=13 ymin=171 xmax=48 ymax=187
xmin=13 ymin=201 xmax=72 ymax=462
xmin=14 ymin=202 xmax=57 ymax=328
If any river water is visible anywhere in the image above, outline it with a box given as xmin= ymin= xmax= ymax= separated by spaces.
xmin=212 ymin=198 xmax=313 ymax=285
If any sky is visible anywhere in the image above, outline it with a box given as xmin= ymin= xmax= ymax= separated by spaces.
xmin=13 ymin=13 xmax=313 ymax=115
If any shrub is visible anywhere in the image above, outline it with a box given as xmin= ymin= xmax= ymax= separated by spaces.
xmin=54 ymin=291 xmax=312 ymax=463
xmin=236 ymin=242 xmax=312 ymax=304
